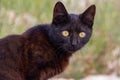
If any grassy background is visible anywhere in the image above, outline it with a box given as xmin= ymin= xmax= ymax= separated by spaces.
xmin=0 ymin=0 xmax=120 ymax=79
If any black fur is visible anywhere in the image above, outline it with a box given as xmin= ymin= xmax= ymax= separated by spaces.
xmin=0 ymin=1 xmax=96 ymax=80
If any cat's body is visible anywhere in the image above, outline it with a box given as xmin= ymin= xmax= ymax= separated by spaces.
xmin=0 ymin=25 xmax=70 ymax=80
xmin=0 ymin=2 xmax=96 ymax=80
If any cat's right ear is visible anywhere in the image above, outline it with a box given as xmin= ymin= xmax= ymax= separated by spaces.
xmin=52 ymin=1 xmax=69 ymax=25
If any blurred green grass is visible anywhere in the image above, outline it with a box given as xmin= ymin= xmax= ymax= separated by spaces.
xmin=0 ymin=0 xmax=120 ymax=79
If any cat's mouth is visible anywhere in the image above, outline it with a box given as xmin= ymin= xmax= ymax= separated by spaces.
xmin=64 ymin=45 xmax=80 ymax=53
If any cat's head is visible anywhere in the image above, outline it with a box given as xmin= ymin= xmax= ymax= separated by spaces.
xmin=49 ymin=1 xmax=96 ymax=53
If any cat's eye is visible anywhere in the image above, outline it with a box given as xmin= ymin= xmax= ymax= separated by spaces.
xmin=79 ymin=32 xmax=86 ymax=38
xmin=62 ymin=31 xmax=69 ymax=37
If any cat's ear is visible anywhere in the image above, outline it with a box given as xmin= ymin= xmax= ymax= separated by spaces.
xmin=81 ymin=5 xmax=96 ymax=27
xmin=52 ymin=1 xmax=69 ymax=25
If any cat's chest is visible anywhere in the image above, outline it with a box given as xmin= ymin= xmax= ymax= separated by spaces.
xmin=39 ymin=55 xmax=70 ymax=80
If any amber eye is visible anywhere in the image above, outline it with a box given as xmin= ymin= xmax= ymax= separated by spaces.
xmin=79 ymin=32 xmax=86 ymax=38
xmin=62 ymin=31 xmax=69 ymax=37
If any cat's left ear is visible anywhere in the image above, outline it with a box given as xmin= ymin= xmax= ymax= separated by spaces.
xmin=52 ymin=1 xmax=69 ymax=25
xmin=81 ymin=5 xmax=96 ymax=27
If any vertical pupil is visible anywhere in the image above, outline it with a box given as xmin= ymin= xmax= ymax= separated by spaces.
xmin=64 ymin=31 xmax=68 ymax=35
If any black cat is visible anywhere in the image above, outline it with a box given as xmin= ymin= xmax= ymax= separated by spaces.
xmin=0 ymin=1 xmax=96 ymax=80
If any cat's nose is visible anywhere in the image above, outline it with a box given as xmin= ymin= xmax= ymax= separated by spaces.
xmin=71 ymin=39 xmax=78 ymax=47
